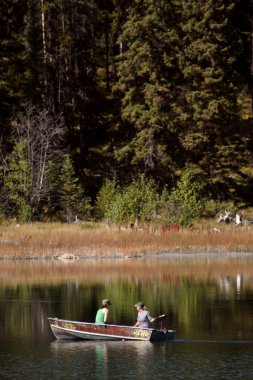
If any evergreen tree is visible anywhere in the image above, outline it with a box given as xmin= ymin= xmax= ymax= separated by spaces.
xmin=179 ymin=0 xmax=248 ymax=196
xmin=247 ymin=0 xmax=253 ymax=111
xmin=23 ymin=0 xmax=44 ymax=104
xmin=115 ymin=0 xmax=182 ymax=184
xmin=0 ymin=0 xmax=252 ymax=209
xmin=0 ymin=0 xmax=27 ymax=142
xmin=3 ymin=142 xmax=32 ymax=221
xmin=41 ymin=0 xmax=114 ymax=189
xmin=58 ymin=155 xmax=88 ymax=222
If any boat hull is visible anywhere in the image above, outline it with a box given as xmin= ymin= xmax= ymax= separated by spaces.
xmin=48 ymin=318 xmax=175 ymax=342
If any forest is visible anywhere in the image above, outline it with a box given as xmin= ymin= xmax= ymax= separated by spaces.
xmin=1 ymin=0 xmax=253 ymax=225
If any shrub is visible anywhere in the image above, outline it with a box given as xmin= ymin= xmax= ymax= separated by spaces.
xmin=160 ymin=164 xmax=205 ymax=227
xmin=120 ymin=175 xmax=158 ymax=224
xmin=96 ymin=175 xmax=158 ymax=225
xmin=96 ymin=179 xmax=120 ymax=223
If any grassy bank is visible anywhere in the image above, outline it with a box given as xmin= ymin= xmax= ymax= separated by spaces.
xmin=0 ymin=221 xmax=253 ymax=259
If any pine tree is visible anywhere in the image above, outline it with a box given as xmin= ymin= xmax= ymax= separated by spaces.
xmin=41 ymin=0 xmax=114 ymax=186
xmin=240 ymin=0 xmax=253 ymax=115
xmin=23 ymin=0 xmax=44 ymax=104
xmin=0 ymin=0 xmax=27 ymax=142
xmin=3 ymin=142 xmax=32 ymax=222
xmin=179 ymin=0 xmax=247 ymax=195
xmin=58 ymin=155 xmax=87 ymax=222
xmin=115 ymin=0 xmax=182 ymax=183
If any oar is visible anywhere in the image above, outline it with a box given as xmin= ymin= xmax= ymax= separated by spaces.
xmin=154 ymin=314 xmax=167 ymax=330
xmin=154 ymin=313 xmax=167 ymax=320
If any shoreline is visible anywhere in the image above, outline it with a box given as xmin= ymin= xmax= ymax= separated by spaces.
xmin=1 ymin=250 xmax=253 ymax=261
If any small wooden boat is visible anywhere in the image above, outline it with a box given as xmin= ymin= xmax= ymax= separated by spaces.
xmin=48 ymin=318 xmax=175 ymax=342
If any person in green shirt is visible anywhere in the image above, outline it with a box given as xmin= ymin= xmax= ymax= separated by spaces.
xmin=95 ymin=299 xmax=111 ymax=324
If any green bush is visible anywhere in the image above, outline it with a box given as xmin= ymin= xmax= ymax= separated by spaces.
xmin=96 ymin=179 xmax=120 ymax=223
xmin=159 ymin=164 xmax=205 ymax=227
xmin=97 ymin=168 xmax=207 ymax=228
xmin=96 ymin=175 xmax=158 ymax=226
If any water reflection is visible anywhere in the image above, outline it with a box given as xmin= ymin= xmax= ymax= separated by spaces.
xmin=0 ymin=258 xmax=253 ymax=341
xmin=95 ymin=344 xmax=108 ymax=379
xmin=48 ymin=339 xmax=253 ymax=380
xmin=0 ymin=257 xmax=253 ymax=379
xmin=50 ymin=340 xmax=165 ymax=379
xmin=1 ymin=256 xmax=253 ymax=288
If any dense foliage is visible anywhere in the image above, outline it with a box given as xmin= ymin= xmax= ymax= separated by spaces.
xmin=0 ymin=0 xmax=253 ymax=223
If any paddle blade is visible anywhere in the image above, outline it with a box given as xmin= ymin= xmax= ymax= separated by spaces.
xmin=155 ymin=314 xmax=167 ymax=320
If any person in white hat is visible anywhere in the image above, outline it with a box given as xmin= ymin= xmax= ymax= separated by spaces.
xmin=95 ymin=299 xmax=112 ymax=324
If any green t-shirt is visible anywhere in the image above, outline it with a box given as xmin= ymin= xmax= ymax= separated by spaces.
xmin=95 ymin=308 xmax=105 ymax=324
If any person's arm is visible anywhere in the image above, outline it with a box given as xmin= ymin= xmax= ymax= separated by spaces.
xmin=147 ymin=311 xmax=155 ymax=323
xmin=133 ymin=320 xmax=140 ymax=327
xmin=103 ymin=308 xmax=109 ymax=323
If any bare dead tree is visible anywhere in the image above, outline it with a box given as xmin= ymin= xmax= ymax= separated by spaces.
xmin=12 ymin=105 xmax=65 ymax=216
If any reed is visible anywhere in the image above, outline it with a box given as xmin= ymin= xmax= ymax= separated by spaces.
xmin=0 ymin=222 xmax=253 ymax=258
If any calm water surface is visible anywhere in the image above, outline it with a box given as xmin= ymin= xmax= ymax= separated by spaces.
xmin=0 ymin=256 xmax=253 ymax=379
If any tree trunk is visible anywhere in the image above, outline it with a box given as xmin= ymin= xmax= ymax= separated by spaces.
xmin=40 ymin=0 xmax=47 ymax=87
xmin=250 ymin=15 xmax=253 ymax=113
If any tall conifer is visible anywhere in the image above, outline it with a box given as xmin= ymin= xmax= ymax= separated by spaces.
xmin=179 ymin=0 xmax=246 ymax=194
xmin=23 ymin=0 xmax=44 ymax=104
xmin=116 ymin=0 xmax=182 ymax=183
xmin=0 ymin=0 xmax=26 ymax=141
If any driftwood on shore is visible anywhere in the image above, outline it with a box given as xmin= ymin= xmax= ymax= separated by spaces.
xmin=57 ymin=253 xmax=78 ymax=261
xmin=217 ymin=211 xmax=253 ymax=226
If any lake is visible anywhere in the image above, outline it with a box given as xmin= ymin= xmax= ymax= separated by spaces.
xmin=0 ymin=255 xmax=253 ymax=379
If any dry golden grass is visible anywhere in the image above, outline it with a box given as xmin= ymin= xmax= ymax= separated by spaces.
xmin=0 ymin=222 xmax=253 ymax=258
